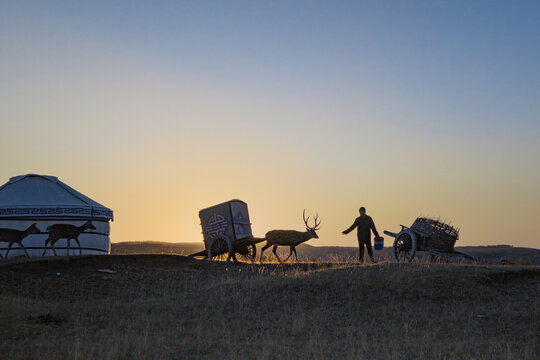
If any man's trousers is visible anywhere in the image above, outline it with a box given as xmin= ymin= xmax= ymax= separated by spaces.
xmin=358 ymin=237 xmax=374 ymax=262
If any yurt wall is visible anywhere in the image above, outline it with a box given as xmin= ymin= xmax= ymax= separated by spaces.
xmin=0 ymin=219 xmax=110 ymax=258
xmin=0 ymin=174 xmax=113 ymax=259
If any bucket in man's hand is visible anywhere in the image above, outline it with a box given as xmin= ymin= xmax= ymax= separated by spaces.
xmin=374 ymin=236 xmax=384 ymax=250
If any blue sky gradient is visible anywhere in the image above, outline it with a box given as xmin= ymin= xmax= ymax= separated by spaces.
xmin=1 ymin=1 xmax=539 ymax=247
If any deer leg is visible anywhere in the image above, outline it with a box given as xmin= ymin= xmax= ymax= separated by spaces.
xmin=272 ymin=244 xmax=282 ymax=263
xmin=67 ymin=238 xmax=71 ymax=256
xmin=52 ymin=241 xmax=58 ymax=256
xmin=259 ymin=242 xmax=271 ymax=263
xmin=293 ymin=246 xmax=298 ymax=262
xmin=74 ymin=237 xmax=82 ymax=255
xmin=42 ymin=238 xmax=50 ymax=256
xmin=20 ymin=243 xmax=30 ymax=257
xmin=5 ymin=242 xmax=13 ymax=258
xmin=284 ymin=246 xmax=293 ymax=262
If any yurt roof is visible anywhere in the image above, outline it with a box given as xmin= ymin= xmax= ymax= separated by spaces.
xmin=0 ymin=174 xmax=113 ymax=220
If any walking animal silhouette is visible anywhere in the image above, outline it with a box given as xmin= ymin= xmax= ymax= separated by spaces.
xmin=42 ymin=220 xmax=96 ymax=256
xmin=0 ymin=223 xmax=40 ymax=259
xmin=260 ymin=210 xmax=321 ymax=263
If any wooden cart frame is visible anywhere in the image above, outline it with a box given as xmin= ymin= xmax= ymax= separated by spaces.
xmin=384 ymin=217 xmax=475 ymax=263
xmin=190 ymin=199 xmax=264 ymax=262
xmin=189 ymin=236 xmax=265 ymax=262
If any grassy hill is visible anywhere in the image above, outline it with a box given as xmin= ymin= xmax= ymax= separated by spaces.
xmin=111 ymin=241 xmax=203 ymax=256
xmin=111 ymin=241 xmax=540 ymax=264
xmin=0 ymin=255 xmax=538 ymax=359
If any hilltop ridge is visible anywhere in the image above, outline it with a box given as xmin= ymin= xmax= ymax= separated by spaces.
xmin=111 ymin=241 xmax=540 ymax=264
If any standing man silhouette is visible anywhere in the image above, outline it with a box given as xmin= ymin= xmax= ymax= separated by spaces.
xmin=342 ymin=207 xmax=380 ymax=263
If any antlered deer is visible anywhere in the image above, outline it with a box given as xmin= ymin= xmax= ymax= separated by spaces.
xmin=0 ymin=223 xmax=40 ymax=259
xmin=42 ymin=220 xmax=96 ymax=256
xmin=260 ymin=210 xmax=321 ymax=263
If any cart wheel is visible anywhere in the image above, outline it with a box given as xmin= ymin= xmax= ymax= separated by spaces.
xmin=236 ymin=244 xmax=256 ymax=262
xmin=210 ymin=238 xmax=229 ymax=261
xmin=393 ymin=230 xmax=417 ymax=263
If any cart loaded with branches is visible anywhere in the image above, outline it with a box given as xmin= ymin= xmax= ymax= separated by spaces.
xmin=189 ymin=199 xmax=265 ymax=262
xmin=384 ymin=217 xmax=475 ymax=262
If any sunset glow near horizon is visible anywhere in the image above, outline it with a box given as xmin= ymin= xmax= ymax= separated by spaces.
xmin=1 ymin=1 xmax=539 ymax=249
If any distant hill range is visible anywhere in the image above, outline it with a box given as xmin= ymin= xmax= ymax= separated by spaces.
xmin=111 ymin=241 xmax=540 ymax=265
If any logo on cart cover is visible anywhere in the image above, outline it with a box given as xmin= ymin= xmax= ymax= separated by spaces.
xmin=206 ymin=213 xmax=227 ymax=239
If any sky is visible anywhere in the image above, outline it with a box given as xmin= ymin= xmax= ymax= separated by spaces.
xmin=1 ymin=1 xmax=539 ymax=248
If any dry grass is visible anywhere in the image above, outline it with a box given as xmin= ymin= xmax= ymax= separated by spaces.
xmin=0 ymin=255 xmax=538 ymax=360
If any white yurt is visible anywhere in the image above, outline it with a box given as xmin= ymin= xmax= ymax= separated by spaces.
xmin=0 ymin=174 xmax=113 ymax=258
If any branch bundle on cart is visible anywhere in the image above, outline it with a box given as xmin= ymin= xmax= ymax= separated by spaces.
xmin=384 ymin=217 xmax=475 ymax=262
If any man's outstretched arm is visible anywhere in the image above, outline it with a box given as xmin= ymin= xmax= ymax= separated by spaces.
xmin=342 ymin=219 xmax=358 ymax=235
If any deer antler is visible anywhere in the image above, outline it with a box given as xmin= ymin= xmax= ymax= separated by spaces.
xmin=303 ymin=209 xmax=310 ymax=228
xmin=303 ymin=209 xmax=321 ymax=230
xmin=313 ymin=213 xmax=321 ymax=230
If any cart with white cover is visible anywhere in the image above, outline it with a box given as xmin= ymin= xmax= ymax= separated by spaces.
xmin=190 ymin=200 xmax=264 ymax=262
